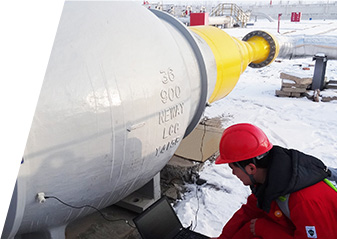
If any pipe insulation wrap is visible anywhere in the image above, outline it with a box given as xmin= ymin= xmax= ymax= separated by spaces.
xmin=189 ymin=26 xmax=243 ymax=103
xmin=277 ymin=35 xmax=337 ymax=59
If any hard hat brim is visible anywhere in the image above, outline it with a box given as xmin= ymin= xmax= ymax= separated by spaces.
xmin=215 ymin=155 xmax=227 ymax=164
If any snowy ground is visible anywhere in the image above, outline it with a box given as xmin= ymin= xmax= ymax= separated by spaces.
xmin=174 ymin=19 xmax=337 ymax=238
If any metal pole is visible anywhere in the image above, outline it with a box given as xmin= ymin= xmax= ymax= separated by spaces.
xmin=312 ymin=54 xmax=328 ymax=90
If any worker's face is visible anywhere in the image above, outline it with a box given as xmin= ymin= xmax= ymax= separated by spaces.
xmin=228 ymin=163 xmax=252 ymax=186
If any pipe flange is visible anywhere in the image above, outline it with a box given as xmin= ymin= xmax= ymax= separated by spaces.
xmin=242 ymin=30 xmax=277 ymax=68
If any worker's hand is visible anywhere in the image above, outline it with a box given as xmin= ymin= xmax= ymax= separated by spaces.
xmin=250 ymin=218 xmax=258 ymax=236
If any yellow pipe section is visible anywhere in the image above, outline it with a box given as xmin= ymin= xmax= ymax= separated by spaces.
xmin=189 ymin=26 xmax=279 ymax=103
xmin=244 ymin=36 xmax=270 ymax=64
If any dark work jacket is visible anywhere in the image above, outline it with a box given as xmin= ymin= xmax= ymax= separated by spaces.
xmin=253 ymin=145 xmax=330 ymax=212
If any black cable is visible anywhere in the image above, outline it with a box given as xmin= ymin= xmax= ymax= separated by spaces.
xmin=44 ymin=195 xmax=136 ymax=228
xmin=199 ymin=118 xmax=207 ymax=161
xmin=193 ymin=183 xmax=200 ymax=231
xmin=193 ymin=118 xmax=207 ymax=231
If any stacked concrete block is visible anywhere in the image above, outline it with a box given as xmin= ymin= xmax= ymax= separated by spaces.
xmin=320 ymin=80 xmax=337 ymax=102
xmin=326 ymin=80 xmax=337 ymax=89
xmin=275 ymin=72 xmax=313 ymax=98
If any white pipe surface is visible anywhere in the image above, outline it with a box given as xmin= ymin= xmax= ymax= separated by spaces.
xmin=277 ymin=35 xmax=337 ymax=60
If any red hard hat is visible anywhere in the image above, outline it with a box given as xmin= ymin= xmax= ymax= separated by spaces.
xmin=215 ymin=123 xmax=273 ymax=164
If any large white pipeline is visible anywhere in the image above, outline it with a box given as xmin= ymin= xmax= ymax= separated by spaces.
xmin=3 ymin=2 xmax=337 ymax=239
xmin=2 ymin=2 xmax=217 ymax=238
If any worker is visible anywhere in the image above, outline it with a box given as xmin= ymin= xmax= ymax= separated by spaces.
xmin=213 ymin=123 xmax=337 ymax=239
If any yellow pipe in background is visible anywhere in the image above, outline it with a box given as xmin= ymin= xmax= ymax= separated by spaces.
xmin=189 ymin=26 xmax=279 ymax=103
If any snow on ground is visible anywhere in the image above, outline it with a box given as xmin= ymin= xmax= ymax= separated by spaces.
xmin=174 ymin=19 xmax=337 ymax=238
